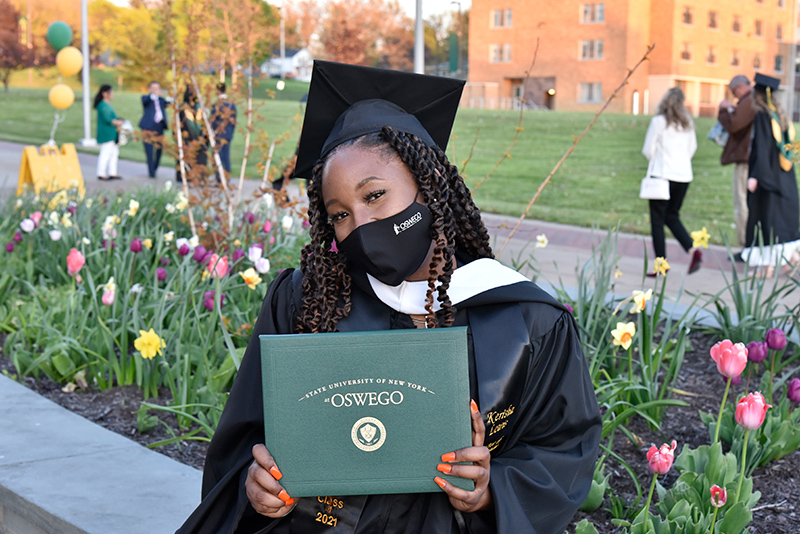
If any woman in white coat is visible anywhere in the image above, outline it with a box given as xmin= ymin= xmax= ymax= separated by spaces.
xmin=642 ymin=87 xmax=701 ymax=274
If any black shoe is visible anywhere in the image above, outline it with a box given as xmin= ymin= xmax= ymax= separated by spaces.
xmin=110 ymin=175 xmax=123 ymax=180
xmin=731 ymin=252 xmax=744 ymax=263
xmin=689 ymin=249 xmax=702 ymax=274
xmin=98 ymin=176 xmax=112 ymax=181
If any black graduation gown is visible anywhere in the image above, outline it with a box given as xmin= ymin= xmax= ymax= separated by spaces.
xmin=745 ymin=111 xmax=800 ymax=246
xmin=176 ymin=268 xmax=601 ymax=534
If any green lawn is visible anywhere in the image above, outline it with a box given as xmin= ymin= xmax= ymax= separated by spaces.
xmin=0 ymin=82 xmax=747 ymax=241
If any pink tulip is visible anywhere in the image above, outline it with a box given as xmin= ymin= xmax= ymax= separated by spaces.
xmin=66 ymin=249 xmax=85 ymax=277
xmin=710 ymin=340 xmax=748 ymax=379
xmin=709 ymin=485 xmax=727 ymax=508
xmin=102 ymin=288 xmax=115 ymax=306
xmin=647 ymin=440 xmax=677 ymax=475
xmin=786 ymin=378 xmax=800 ymax=404
xmin=263 ymin=220 xmax=272 ymax=233
xmin=735 ymin=392 xmax=771 ymax=430
xmin=746 ymin=341 xmax=769 ymax=363
xmin=207 ymin=254 xmax=229 ymax=278
xmin=31 ymin=211 xmax=42 ymax=226
xmin=564 ymin=303 xmax=574 ymax=314
xmin=765 ymin=328 xmax=787 ymax=351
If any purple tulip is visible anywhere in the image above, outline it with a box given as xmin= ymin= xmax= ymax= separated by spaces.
xmin=203 ymin=290 xmax=225 ymax=311
xmin=765 ymin=328 xmax=787 ymax=351
xmin=192 ymin=245 xmax=207 ymax=262
xmin=103 ymin=239 xmax=116 ymax=250
xmin=724 ymin=373 xmax=742 ymax=385
xmin=302 ymin=219 xmax=311 ymax=228
xmin=67 ymin=205 xmax=76 ymax=216
xmin=747 ymin=341 xmax=769 ymax=363
xmin=130 ymin=238 xmax=143 ymax=253
xmin=564 ymin=303 xmax=574 ymax=314
xmin=13 ymin=231 xmax=22 ymax=243
xmin=788 ymin=378 xmax=800 ymax=403
xmin=232 ymin=248 xmax=245 ymax=263
xmin=201 ymin=250 xmax=214 ymax=265
xmin=243 ymin=211 xmax=256 ymax=225
xmin=156 ymin=267 xmax=167 ymax=281
xmin=179 ymin=243 xmax=191 ymax=256
xmin=5 ymin=242 xmax=14 ymax=253
xmin=159 ymin=256 xmax=170 ymax=266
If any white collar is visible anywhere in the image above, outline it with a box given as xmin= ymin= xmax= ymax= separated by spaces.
xmin=367 ymin=258 xmax=529 ymax=315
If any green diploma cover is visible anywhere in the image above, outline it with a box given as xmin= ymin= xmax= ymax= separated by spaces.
xmin=259 ymin=327 xmax=473 ymax=497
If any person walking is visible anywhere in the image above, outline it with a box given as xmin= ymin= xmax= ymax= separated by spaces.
xmin=94 ymin=84 xmax=123 ymax=182
xmin=175 ymin=85 xmax=207 ymax=182
xmin=211 ymin=82 xmax=237 ymax=183
xmin=741 ymin=73 xmax=800 ymax=278
xmin=139 ymin=81 xmax=170 ymax=178
xmin=718 ymin=75 xmax=756 ymax=259
xmin=642 ymin=87 xmax=701 ymax=274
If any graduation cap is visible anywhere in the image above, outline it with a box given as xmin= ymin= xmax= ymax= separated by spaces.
xmin=293 ymin=60 xmax=465 ymax=179
xmin=754 ymin=73 xmax=780 ymax=91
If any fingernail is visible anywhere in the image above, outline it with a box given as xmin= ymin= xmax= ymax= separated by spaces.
xmin=285 ymin=498 xmax=295 ymax=507
xmin=437 ymin=463 xmax=452 ymax=473
xmin=434 ymin=476 xmax=447 ymax=488
xmin=269 ymin=466 xmax=283 ymax=480
xmin=441 ymin=452 xmax=456 ymax=462
xmin=470 ymin=399 xmax=479 ymax=413
xmin=278 ymin=490 xmax=291 ymax=503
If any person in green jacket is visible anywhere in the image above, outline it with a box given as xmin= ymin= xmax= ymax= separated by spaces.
xmin=94 ymin=84 xmax=123 ymax=181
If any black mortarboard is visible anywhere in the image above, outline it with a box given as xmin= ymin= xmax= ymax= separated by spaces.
xmin=293 ymin=60 xmax=465 ymax=179
xmin=754 ymin=73 xmax=780 ymax=91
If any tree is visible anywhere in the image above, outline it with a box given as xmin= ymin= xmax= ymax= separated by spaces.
xmin=0 ymin=0 xmax=34 ymax=91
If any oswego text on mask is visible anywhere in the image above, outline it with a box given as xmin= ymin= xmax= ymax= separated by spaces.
xmin=328 ymin=390 xmax=405 ymax=407
xmin=393 ymin=211 xmax=422 ymax=235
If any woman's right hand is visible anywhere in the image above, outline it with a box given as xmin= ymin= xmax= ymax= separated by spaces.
xmin=245 ymin=444 xmax=296 ymax=518
xmin=748 ymin=178 xmax=758 ymax=193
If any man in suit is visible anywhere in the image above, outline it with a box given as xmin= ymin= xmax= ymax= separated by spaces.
xmin=211 ymin=82 xmax=237 ymax=183
xmin=139 ymin=81 xmax=170 ymax=178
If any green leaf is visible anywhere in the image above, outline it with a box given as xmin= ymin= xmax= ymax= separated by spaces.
xmin=574 ymin=519 xmax=600 ymax=534
xmin=718 ymin=502 xmax=752 ymax=534
xmin=51 ymin=352 xmax=75 ymax=378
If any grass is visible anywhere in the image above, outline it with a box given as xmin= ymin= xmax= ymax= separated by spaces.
xmin=0 ymin=78 xmax=748 ymax=241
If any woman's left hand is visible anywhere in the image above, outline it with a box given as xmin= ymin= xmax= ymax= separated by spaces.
xmin=435 ymin=400 xmax=492 ymax=512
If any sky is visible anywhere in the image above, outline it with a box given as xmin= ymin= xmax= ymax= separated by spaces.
xmin=397 ymin=0 xmax=471 ymax=18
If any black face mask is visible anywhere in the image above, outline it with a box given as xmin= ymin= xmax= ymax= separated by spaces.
xmin=338 ymin=199 xmax=433 ymax=286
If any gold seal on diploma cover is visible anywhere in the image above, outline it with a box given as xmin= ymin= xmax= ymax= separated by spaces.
xmin=351 ymin=417 xmax=386 ymax=452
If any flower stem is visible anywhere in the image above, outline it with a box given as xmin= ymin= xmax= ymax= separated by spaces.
xmin=642 ymin=473 xmax=657 ymax=531
xmin=735 ymin=429 xmax=751 ymax=502
xmin=714 ymin=377 xmax=732 ymax=444
xmin=768 ymin=350 xmax=776 ymax=403
xmin=709 ymin=506 xmax=720 ymax=533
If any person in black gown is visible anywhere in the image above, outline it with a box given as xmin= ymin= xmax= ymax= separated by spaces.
xmin=742 ymin=73 xmax=800 ymax=278
xmin=176 ymin=61 xmax=601 ymax=534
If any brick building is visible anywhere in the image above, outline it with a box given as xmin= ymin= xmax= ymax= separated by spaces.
xmin=465 ymin=0 xmax=797 ymax=116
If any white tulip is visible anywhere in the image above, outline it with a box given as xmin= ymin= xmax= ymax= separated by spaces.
xmin=20 ymin=219 xmax=35 ymax=232
xmin=255 ymin=257 xmax=271 ymax=274
xmin=49 ymin=230 xmax=62 ymax=241
xmin=282 ymin=215 xmax=293 ymax=231
xmin=248 ymin=244 xmax=264 ymax=263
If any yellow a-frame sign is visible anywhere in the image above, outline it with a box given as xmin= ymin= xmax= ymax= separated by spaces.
xmin=17 ymin=143 xmax=85 ymax=197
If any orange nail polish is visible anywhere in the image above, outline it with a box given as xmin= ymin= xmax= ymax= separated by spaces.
xmin=278 ymin=490 xmax=291 ymax=503
xmin=434 ymin=476 xmax=447 ymax=488
xmin=470 ymin=399 xmax=479 ymax=413
xmin=285 ymin=498 xmax=295 ymax=507
xmin=269 ymin=466 xmax=283 ymax=480
xmin=441 ymin=452 xmax=456 ymax=462
xmin=437 ymin=463 xmax=452 ymax=473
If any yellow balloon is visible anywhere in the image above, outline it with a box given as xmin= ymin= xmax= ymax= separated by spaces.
xmin=49 ymin=84 xmax=75 ymax=110
xmin=56 ymin=46 xmax=83 ymax=77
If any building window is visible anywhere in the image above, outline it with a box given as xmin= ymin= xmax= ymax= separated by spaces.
xmin=492 ymin=9 xmax=512 ymax=28
xmin=700 ymin=83 xmax=712 ymax=105
xmin=581 ymin=39 xmax=604 ymax=60
xmin=777 ymin=24 xmax=783 ymax=41
xmin=489 ymin=44 xmax=511 ymax=63
xmin=754 ymin=53 xmax=762 ymax=70
xmin=582 ymin=3 xmax=604 ymax=23
xmin=731 ymin=50 xmax=741 ymax=67
xmin=779 ymin=0 xmax=785 ymax=7
xmin=775 ymin=55 xmax=784 ymax=73
xmin=706 ymin=46 xmax=717 ymax=65
xmin=682 ymin=6 xmax=693 ymax=25
xmin=680 ymin=42 xmax=692 ymax=61
xmin=755 ymin=20 xmax=763 ymax=37
xmin=732 ymin=16 xmax=741 ymax=33
xmin=708 ymin=11 xmax=718 ymax=29
xmin=579 ymin=82 xmax=602 ymax=103
xmin=675 ymin=80 xmax=687 ymax=94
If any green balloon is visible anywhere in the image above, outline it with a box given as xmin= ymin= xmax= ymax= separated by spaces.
xmin=47 ymin=21 xmax=73 ymax=51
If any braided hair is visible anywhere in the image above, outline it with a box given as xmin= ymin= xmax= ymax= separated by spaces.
xmin=297 ymin=127 xmax=493 ymax=333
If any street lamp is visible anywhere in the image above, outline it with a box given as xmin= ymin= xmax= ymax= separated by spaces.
xmin=451 ymin=1 xmax=462 ymax=75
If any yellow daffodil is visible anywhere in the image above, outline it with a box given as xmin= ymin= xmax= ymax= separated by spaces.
xmin=100 ymin=276 xmax=116 ymax=293
xmin=630 ymin=289 xmax=653 ymax=314
xmin=142 ymin=238 xmax=153 ymax=249
xmin=61 ymin=212 xmax=73 ymax=228
xmin=653 ymin=257 xmax=671 ymax=276
xmin=164 ymin=231 xmax=174 ymax=242
xmin=233 ymin=239 xmax=242 ymax=246
xmin=691 ymin=227 xmax=710 ymax=249
xmin=189 ymin=235 xmax=200 ymax=247
xmin=48 ymin=190 xmax=68 ymax=211
xmin=615 ymin=268 xmax=623 ymax=278
xmin=175 ymin=192 xmax=189 ymax=211
xmin=535 ymin=234 xmax=548 ymax=249
xmin=128 ymin=199 xmax=140 ymax=217
xmin=201 ymin=270 xmax=210 ymax=281
xmin=85 ymin=198 xmax=93 ymax=208
xmin=134 ymin=328 xmax=166 ymax=360
xmin=239 ymin=267 xmax=263 ymax=290
xmin=611 ymin=322 xmax=636 ymax=350
xmin=165 ymin=203 xmax=176 ymax=214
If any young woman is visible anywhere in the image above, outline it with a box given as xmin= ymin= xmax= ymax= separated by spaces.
xmin=94 ymin=84 xmax=123 ymax=181
xmin=741 ymin=74 xmax=800 ymax=278
xmin=642 ymin=87 xmax=701 ymax=274
xmin=177 ymin=61 xmax=600 ymax=534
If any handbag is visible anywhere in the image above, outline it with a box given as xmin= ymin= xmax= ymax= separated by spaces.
xmin=707 ymin=121 xmax=729 ymax=148
xmin=639 ymin=176 xmax=670 ymax=200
